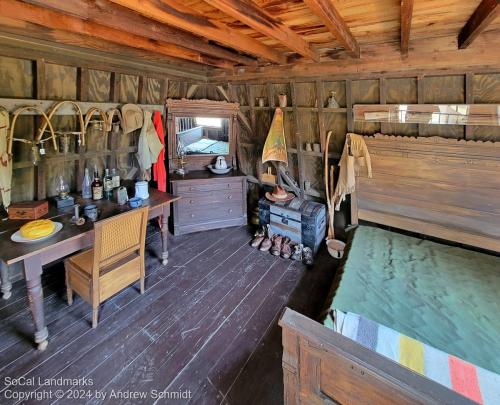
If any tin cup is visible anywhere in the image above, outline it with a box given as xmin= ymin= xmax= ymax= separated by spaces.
xmin=84 ymin=204 xmax=99 ymax=222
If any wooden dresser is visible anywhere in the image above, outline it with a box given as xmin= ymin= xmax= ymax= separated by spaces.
xmin=170 ymin=170 xmax=247 ymax=235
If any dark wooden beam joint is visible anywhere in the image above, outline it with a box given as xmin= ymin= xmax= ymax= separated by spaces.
xmin=303 ymin=0 xmax=360 ymax=58
xmin=208 ymin=0 xmax=319 ymax=62
xmin=459 ymin=0 xmax=500 ymax=49
xmin=400 ymin=0 xmax=414 ymax=58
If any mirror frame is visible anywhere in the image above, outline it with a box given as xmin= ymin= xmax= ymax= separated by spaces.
xmin=166 ymin=98 xmax=240 ymax=172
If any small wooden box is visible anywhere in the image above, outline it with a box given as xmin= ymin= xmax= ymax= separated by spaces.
xmin=8 ymin=200 xmax=49 ymax=220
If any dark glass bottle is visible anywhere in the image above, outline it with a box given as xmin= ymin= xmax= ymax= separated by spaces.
xmin=91 ymin=166 xmax=103 ymax=201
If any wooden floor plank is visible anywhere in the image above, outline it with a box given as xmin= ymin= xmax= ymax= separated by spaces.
xmin=165 ymin=258 xmax=299 ymax=403
xmin=0 ymin=227 xmax=236 ymax=401
xmin=224 ymin=248 xmax=335 ymax=405
xmin=91 ymin=242 xmax=275 ymax=404
xmin=0 ymin=226 xmax=337 ymax=405
xmin=47 ymin=227 xmax=254 ymax=403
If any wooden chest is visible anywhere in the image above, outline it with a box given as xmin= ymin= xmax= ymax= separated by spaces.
xmin=170 ymin=170 xmax=247 ymax=235
xmin=8 ymin=200 xmax=49 ymax=220
xmin=259 ymin=197 xmax=326 ymax=253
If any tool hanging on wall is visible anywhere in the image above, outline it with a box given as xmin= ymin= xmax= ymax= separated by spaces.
xmin=37 ymin=101 xmax=86 ymax=147
xmin=84 ymin=107 xmax=109 ymax=131
xmin=8 ymin=106 xmax=57 ymax=155
xmin=324 ymin=130 xmax=346 ymax=259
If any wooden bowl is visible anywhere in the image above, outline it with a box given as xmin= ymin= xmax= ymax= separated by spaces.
xmin=326 ymin=239 xmax=346 ymax=259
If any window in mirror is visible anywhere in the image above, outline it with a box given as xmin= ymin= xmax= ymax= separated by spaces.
xmin=176 ymin=116 xmax=230 ymax=155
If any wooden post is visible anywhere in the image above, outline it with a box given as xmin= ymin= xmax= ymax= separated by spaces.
xmin=379 ymin=77 xmax=389 ymax=134
xmin=77 ymin=67 xmax=90 ymax=102
xmin=110 ymin=72 xmax=120 ymax=103
xmin=316 ymin=80 xmax=327 ymax=151
xmin=346 ymin=79 xmax=354 ymax=132
xmin=417 ymin=75 xmax=425 ymax=136
xmin=465 ymin=73 xmax=474 ymax=140
xmin=137 ymin=76 xmax=147 ymax=104
xmin=76 ymin=67 xmax=89 ymax=191
xmin=160 ymin=78 xmax=169 ymax=103
xmin=35 ymin=59 xmax=46 ymax=201
xmin=290 ymin=81 xmax=305 ymax=198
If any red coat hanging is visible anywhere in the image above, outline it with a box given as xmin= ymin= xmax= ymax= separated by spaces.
xmin=152 ymin=111 xmax=167 ymax=192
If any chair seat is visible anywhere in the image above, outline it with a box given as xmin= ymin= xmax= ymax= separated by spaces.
xmin=67 ymin=249 xmax=94 ymax=275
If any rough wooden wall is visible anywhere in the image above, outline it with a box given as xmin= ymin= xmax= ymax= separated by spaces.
xmin=0 ymin=56 xmax=190 ymax=207
xmin=209 ymin=72 xmax=500 ymax=208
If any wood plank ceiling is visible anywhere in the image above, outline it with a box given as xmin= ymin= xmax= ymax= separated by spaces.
xmin=1 ymin=0 xmax=500 ymax=77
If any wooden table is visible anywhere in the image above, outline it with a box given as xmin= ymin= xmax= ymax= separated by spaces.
xmin=0 ymin=188 xmax=180 ymax=350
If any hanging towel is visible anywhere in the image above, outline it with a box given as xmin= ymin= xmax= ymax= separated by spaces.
xmin=152 ymin=111 xmax=167 ymax=192
xmin=136 ymin=110 xmax=164 ymax=180
xmin=333 ymin=133 xmax=372 ymax=210
xmin=0 ymin=108 xmax=12 ymax=209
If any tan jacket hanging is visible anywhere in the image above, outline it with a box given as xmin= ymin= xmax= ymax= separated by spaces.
xmin=333 ymin=133 xmax=372 ymax=210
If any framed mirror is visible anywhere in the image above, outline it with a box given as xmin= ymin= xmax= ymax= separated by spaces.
xmin=176 ymin=116 xmax=230 ymax=156
xmin=166 ymin=99 xmax=239 ymax=172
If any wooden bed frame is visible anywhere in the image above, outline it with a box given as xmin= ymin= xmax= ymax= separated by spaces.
xmin=280 ymin=134 xmax=500 ymax=404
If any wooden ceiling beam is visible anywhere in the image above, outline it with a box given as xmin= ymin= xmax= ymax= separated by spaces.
xmin=400 ymin=0 xmax=414 ymax=58
xmin=0 ymin=0 xmax=234 ymax=69
xmin=22 ymin=0 xmax=257 ymax=66
xmin=206 ymin=0 xmax=319 ymax=62
xmin=459 ymin=0 xmax=500 ymax=49
xmin=0 ymin=17 xmax=208 ymax=78
xmin=108 ymin=0 xmax=287 ymax=64
xmin=303 ymin=0 xmax=360 ymax=58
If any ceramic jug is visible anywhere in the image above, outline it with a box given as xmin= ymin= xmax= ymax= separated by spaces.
xmin=215 ymin=156 xmax=228 ymax=170
xmin=135 ymin=180 xmax=149 ymax=199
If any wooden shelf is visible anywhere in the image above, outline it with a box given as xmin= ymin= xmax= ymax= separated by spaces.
xmin=0 ymin=98 xmax=164 ymax=115
xmin=323 ymin=107 xmax=347 ymax=113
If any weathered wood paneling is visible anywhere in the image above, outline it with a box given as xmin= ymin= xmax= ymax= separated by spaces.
xmin=88 ymin=69 xmax=111 ymax=102
xmin=0 ymin=56 xmax=33 ymax=98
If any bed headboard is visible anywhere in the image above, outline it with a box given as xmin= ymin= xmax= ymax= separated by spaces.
xmin=352 ymin=134 xmax=500 ymax=252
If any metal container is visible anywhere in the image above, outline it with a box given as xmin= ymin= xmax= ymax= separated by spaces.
xmin=259 ymin=197 xmax=326 ymax=253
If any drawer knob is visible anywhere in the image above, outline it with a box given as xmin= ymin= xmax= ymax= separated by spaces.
xmin=190 ymin=187 xmax=195 ymax=191
xmin=227 ymin=184 xmax=231 ymax=188
xmin=227 ymin=195 xmax=233 ymax=200
xmin=228 ymin=209 xmax=233 ymax=214
xmin=190 ymin=214 xmax=195 ymax=218
xmin=189 ymin=200 xmax=194 ymax=204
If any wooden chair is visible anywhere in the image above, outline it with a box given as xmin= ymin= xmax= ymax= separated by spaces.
xmin=64 ymin=207 xmax=149 ymax=328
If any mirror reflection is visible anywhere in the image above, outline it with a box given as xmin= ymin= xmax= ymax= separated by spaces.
xmin=176 ymin=116 xmax=230 ymax=155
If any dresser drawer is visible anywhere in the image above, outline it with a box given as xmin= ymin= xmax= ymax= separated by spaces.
xmin=176 ymin=179 xmax=242 ymax=194
xmin=177 ymin=190 xmax=243 ymax=208
xmin=179 ymin=202 xmax=244 ymax=225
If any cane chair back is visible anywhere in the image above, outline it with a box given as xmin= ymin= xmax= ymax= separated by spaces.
xmin=92 ymin=207 xmax=148 ymax=273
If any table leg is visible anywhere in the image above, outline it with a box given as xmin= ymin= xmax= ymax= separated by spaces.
xmin=1 ymin=261 xmax=12 ymax=300
xmin=160 ymin=204 xmax=169 ymax=266
xmin=23 ymin=254 xmax=48 ymax=351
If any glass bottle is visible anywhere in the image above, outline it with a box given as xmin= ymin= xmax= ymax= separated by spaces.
xmin=111 ymin=168 xmax=120 ymax=188
xmin=103 ymin=168 xmax=113 ymax=199
xmin=91 ymin=166 xmax=103 ymax=201
xmin=82 ymin=168 xmax=92 ymax=199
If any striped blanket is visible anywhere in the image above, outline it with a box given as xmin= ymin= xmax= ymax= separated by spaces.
xmin=326 ymin=311 xmax=500 ymax=405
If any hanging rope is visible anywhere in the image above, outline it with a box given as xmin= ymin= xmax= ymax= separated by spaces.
xmin=37 ymin=101 xmax=86 ymax=147
xmin=8 ymin=106 xmax=56 ymax=155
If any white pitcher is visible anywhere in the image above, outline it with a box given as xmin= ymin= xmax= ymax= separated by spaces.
xmin=215 ymin=156 xmax=228 ymax=170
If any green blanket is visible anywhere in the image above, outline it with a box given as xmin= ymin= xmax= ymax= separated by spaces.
xmin=327 ymin=225 xmax=500 ymax=374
